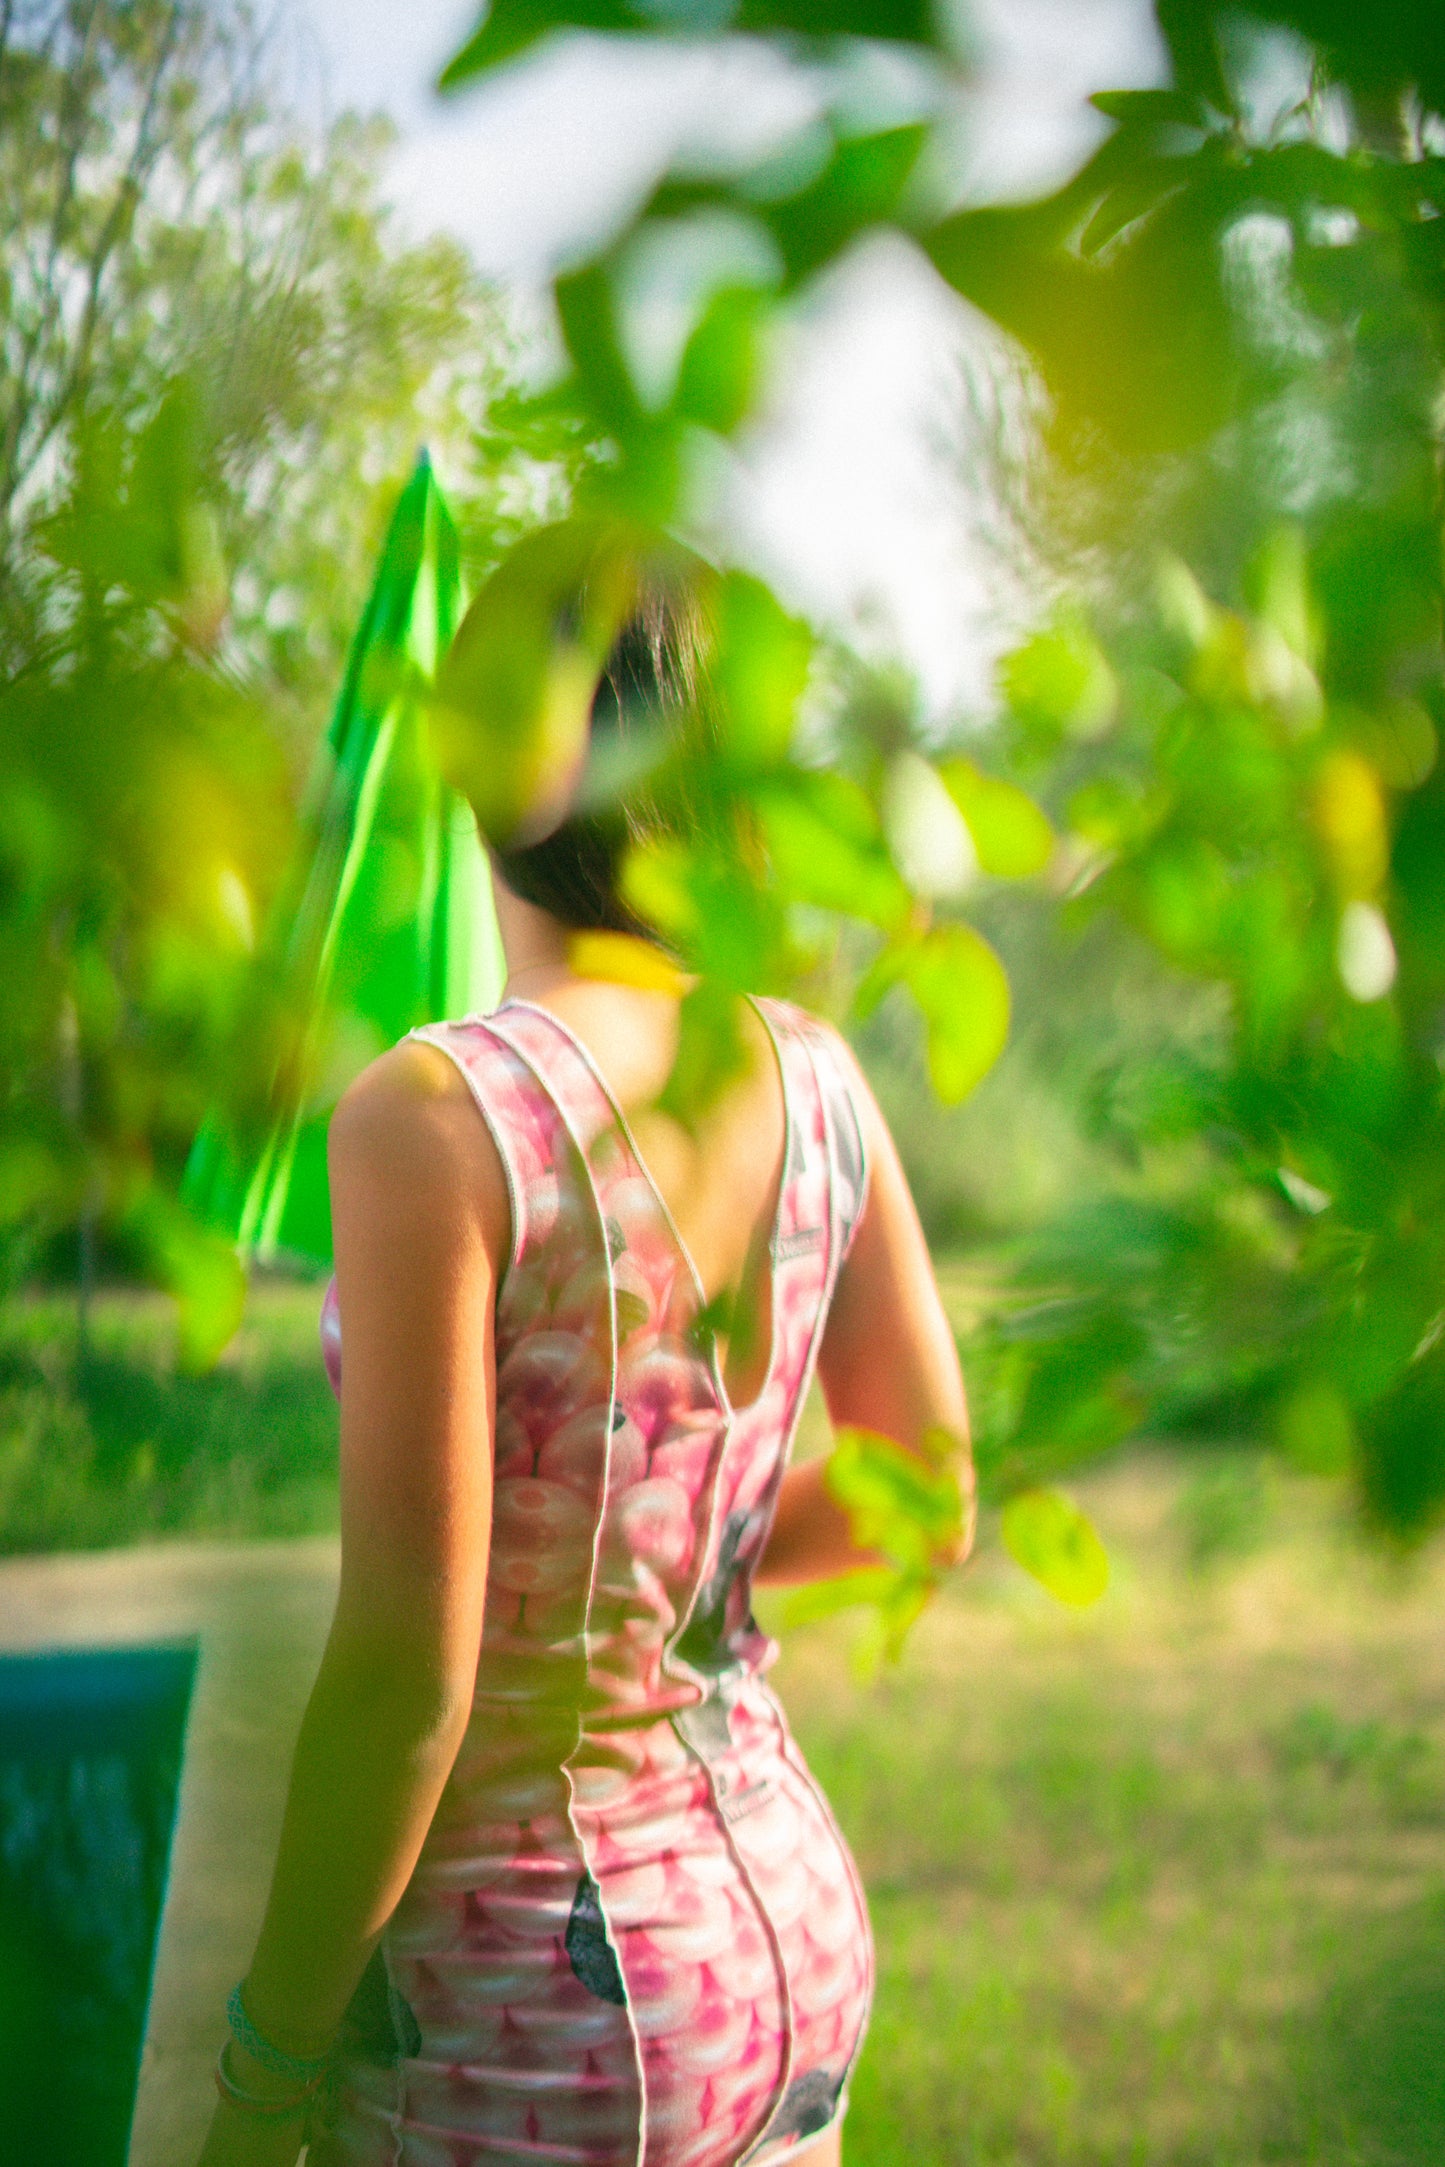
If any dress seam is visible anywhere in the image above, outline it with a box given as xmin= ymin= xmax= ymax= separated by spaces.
xmin=483 ymin=1004 xmax=651 ymax=2167
xmin=770 ymin=1693 xmax=876 ymax=2102
xmin=668 ymin=1714 xmax=798 ymax=2161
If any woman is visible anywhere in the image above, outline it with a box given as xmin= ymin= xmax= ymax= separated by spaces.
xmin=201 ymin=593 xmax=971 ymax=2167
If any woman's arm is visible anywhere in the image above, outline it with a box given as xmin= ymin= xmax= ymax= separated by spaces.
xmin=757 ymin=1062 xmax=973 ymax=1586
xmin=197 ymin=1041 xmax=507 ymax=2164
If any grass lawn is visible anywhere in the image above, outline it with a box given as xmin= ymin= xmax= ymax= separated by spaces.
xmin=0 ymin=1281 xmax=337 ymax=1552
xmin=3 ymin=1283 xmax=1444 ymax=2163
xmin=771 ymin=1462 xmax=1445 ymax=2167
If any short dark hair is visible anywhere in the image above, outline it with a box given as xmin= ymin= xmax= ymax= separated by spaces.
xmin=492 ymin=581 xmax=707 ymax=937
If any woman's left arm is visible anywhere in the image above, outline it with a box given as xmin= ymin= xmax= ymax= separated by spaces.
xmin=757 ymin=1060 xmax=972 ymax=1589
xmin=197 ymin=1041 xmax=507 ymax=2164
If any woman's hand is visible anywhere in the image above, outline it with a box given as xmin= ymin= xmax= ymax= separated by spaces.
xmin=194 ymin=2039 xmax=310 ymax=2167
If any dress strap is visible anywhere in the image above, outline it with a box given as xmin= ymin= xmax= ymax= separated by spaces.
xmin=409 ymin=1014 xmax=582 ymax=1280
xmin=481 ymin=1002 xmax=622 ymax=1167
xmin=483 ymin=999 xmax=699 ymax=1349
xmin=321 ymin=1015 xmax=577 ymax=1396
xmin=754 ymin=999 xmax=871 ymax=1294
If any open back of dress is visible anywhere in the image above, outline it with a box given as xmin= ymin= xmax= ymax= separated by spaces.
xmin=312 ymin=996 xmax=874 ymax=2167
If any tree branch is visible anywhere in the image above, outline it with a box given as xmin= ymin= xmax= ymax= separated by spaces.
xmin=10 ymin=3 xmax=188 ymax=504
xmin=0 ymin=0 xmax=104 ymax=520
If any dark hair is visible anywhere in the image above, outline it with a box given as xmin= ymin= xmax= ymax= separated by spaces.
xmin=493 ymin=580 xmax=707 ymax=937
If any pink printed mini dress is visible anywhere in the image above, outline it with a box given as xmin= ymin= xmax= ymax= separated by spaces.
xmin=311 ymin=996 xmax=874 ymax=2167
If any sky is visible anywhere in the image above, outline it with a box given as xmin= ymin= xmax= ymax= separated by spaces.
xmin=287 ymin=0 xmax=1166 ymax=713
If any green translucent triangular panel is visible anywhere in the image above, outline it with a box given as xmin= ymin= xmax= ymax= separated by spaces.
xmin=185 ymin=456 xmax=503 ymax=1267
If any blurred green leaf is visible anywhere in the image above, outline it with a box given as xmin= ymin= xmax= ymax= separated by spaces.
xmin=1001 ymin=1487 xmax=1110 ymax=1606
xmin=653 ymin=123 xmax=930 ymax=293
xmin=824 ymin=1423 xmax=966 ymax=1572
xmin=1359 ymin=1349 xmax=1445 ymax=1543
xmin=758 ymin=123 xmax=930 ymax=288
xmin=1276 ymin=1379 xmax=1355 ymax=1477
xmin=926 ymin=142 xmax=1245 ymax=455
xmin=1000 ymin=617 xmax=1117 ymax=749
xmin=555 ymin=262 xmax=645 ymax=436
xmin=127 ymin=1190 xmax=247 ymax=1372
xmin=553 ymin=263 xmax=683 ymax=515
xmin=621 ymin=836 xmax=703 ymax=947
xmin=712 ymin=573 xmax=813 ymax=767
xmin=1075 ymin=157 xmax=1189 ymax=261
xmin=441 ymin=0 xmax=937 ymax=88
xmin=1089 ymin=87 xmax=1211 ymax=128
xmin=623 ymin=834 xmax=787 ymax=994
xmin=673 ymin=284 xmax=767 ymax=434
xmin=782 ymin=1423 xmax=965 ymax=1670
xmin=778 ymin=1563 xmax=899 ymax=1627
xmin=442 ymin=0 xmax=635 ymax=84
xmin=1151 ymin=0 xmax=1236 ymax=118
xmin=869 ymin=1570 xmax=936 ymax=1667
xmin=733 ymin=0 xmax=935 ymax=38
xmin=938 ymin=757 xmax=1054 ymax=878
xmin=883 ymin=751 xmax=977 ymax=900
xmin=431 ymin=517 xmax=637 ymax=847
xmin=757 ymin=772 xmax=911 ymax=929
xmin=657 ymin=979 xmax=749 ymax=1128
xmin=857 ymin=924 xmax=1011 ymax=1103
xmin=1312 ymin=750 xmax=1389 ymax=899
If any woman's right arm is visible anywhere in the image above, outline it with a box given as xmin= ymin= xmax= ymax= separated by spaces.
xmin=757 ymin=1066 xmax=974 ymax=1586
xmin=196 ymin=1041 xmax=506 ymax=2164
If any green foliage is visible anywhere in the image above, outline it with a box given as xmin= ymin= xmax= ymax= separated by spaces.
xmin=858 ymin=926 xmax=1011 ymax=1105
xmin=826 ymin=1425 xmax=966 ymax=1567
xmin=4 ymin=0 xmax=1441 ymax=1633
xmin=1000 ymin=1487 xmax=1110 ymax=1606
xmin=440 ymin=0 xmax=939 ymax=89
xmin=0 ymin=3 xmax=520 ymax=1304
xmin=938 ymin=758 xmax=1055 ymax=880
xmin=973 ymin=510 xmax=1445 ymax=1531
xmin=782 ymin=1422 xmax=967 ymax=1668
xmin=423 ymin=0 xmax=1445 ymax=1574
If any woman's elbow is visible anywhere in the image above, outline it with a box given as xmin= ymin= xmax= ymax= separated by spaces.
xmin=315 ymin=1619 xmax=478 ymax=1761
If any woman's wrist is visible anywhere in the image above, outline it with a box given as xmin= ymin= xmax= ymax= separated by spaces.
xmin=199 ymin=2064 xmax=310 ymax=2167
xmin=218 ymin=2037 xmax=316 ymax=2110
xmin=231 ymin=1974 xmax=336 ymax=2067
xmin=210 ymin=1976 xmax=335 ymax=2137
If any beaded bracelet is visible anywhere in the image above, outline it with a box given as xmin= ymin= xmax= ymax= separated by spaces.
xmin=226 ymin=1981 xmax=333 ymax=2088
xmin=214 ymin=2040 xmax=321 ymax=2119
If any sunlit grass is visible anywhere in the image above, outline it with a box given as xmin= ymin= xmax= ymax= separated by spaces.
xmin=769 ymin=1460 xmax=1445 ymax=2167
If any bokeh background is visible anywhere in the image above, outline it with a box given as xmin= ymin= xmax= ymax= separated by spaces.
xmin=2 ymin=1 xmax=1444 ymax=2160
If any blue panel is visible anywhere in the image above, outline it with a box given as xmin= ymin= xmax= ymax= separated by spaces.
xmin=0 ymin=1641 xmax=197 ymax=2164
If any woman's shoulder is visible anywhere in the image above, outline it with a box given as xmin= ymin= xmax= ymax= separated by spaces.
xmin=332 ymin=1032 xmax=473 ymax=1124
xmin=328 ymin=1034 xmax=506 ymax=1206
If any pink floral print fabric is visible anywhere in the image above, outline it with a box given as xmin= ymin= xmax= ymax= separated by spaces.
xmin=311 ymin=997 xmax=872 ymax=2167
